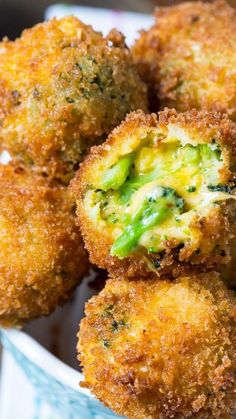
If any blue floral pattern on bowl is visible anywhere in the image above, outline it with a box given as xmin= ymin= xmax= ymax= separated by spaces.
xmin=0 ymin=330 xmax=123 ymax=419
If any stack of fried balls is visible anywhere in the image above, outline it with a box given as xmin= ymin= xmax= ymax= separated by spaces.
xmin=2 ymin=1 xmax=236 ymax=418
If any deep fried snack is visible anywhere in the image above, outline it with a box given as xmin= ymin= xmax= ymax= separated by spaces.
xmin=78 ymin=272 xmax=236 ymax=419
xmin=71 ymin=109 xmax=236 ymax=279
xmin=0 ymin=163 xmax=89 ymax=327
xmin=132 ymin=0 xmax=236 ymax=118
xmin=0 ymin=17 xmax=147 ymax=182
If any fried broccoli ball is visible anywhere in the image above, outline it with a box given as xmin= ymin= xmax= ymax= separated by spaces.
xmin=0 ymin=17 xmax=147 ymax=182
xmin=79 ymin=272 xmax=236 ymax=419
xmin=71 ymin=109 xmax=236 ymax=279
xmin=0 ymin=163 xmax=89 ymax=327
xmin=132 ymin=0 xmax=236 ymax=118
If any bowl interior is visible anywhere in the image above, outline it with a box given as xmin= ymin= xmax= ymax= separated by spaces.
xmin=24 ymin=267 xmax=106 ymax=370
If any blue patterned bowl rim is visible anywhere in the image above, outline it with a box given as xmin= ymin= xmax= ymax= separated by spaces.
xmin=0 ymin=328 xmax=91 ymax=398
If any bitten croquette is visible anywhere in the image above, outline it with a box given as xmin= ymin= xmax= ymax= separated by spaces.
xmin=71 ymin=109 xmax=236 ymax=279
xmin=132 ymin=0 xmax=236 ymax=118
xmin=0 ymin=163 xmax=89 ymax=327
xmin=0 ymin=17 xmax=147 ymax=182
xmin=78 ymin=272 xmax=236 ymax=418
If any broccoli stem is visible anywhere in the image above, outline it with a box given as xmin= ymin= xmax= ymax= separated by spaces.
xmin=99 ymin=154 xmax=134 ymax=191
xmin=182 ymin=145 xmax=200 ymax=164
xmin=111 ymin=186 xmax=184 ymax=258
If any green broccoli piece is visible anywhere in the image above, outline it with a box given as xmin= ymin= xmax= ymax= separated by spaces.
xmin=111 ymin=186 xmax=184 ymax=258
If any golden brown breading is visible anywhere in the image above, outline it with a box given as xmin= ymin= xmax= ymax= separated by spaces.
xmin=78 ymin=272 xmax=236 ymax=419
xmin=0 ymin=163 xmax=89 ymax=327
xmin=0 ymin=17 xmax=147 ymax=182
xmin=71 ymin=109 xmax=236 ymax=279
xmin=132 ymin=0 xmax=236 ymax=118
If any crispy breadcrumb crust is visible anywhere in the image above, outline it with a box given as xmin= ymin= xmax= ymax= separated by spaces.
xmin=78 ymin=272 xmax=236 ymax=418
xmin=132 ymin=0 xmax=236 ymax=118
xmin=0 ymin=163 xmax=89 ymax=327
xmin=71 ymin=109 xmax=236 ymax=279
xmin=0 ymin=17 xmax=147 ymax=182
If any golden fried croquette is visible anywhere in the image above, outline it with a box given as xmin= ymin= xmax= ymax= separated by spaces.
xmin=0 ymin=17 xmax=147 ymax=182
xmin=0 ymin=163 xmax=89 ymax=327
xmin=71 ymin=109 xmax=236 ymax=279
xmin=132 ymin=0 xmax=236 ymax=118
xmin=78 ymin=272 xmax=236 ymax=419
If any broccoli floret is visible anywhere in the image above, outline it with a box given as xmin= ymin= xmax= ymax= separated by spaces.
xmin=208 ymin=184 xmax=231 ymax=193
